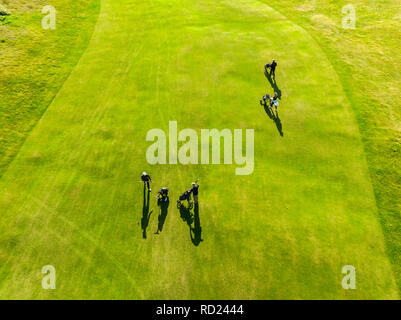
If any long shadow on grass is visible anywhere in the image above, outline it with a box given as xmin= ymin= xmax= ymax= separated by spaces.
xmin=264 ymin=70 xmax=282 ymax=100
xmin=179 ymin=202 xmax=203 ymax=246
xmin=155 ymin=196 xmax=169 ymax=234
xmin=191 ymin=203 xmax=202 ymax=246
xmin=263 ymin=102 xmax=284 ymax=137
xmin=141 ymin=186 xmax=152 ymax=239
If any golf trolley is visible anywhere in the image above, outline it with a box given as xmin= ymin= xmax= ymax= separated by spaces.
xmin=177 ymin=199 xmax=193 ymax=210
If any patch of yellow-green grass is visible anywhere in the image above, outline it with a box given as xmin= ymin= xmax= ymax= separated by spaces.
xmin=0 ymin=0 xmax=100 ymax=177
xmin=266 ymin=0 xmax=401 ymax=293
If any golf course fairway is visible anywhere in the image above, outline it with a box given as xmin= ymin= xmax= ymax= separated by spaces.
xmin=0 ymin=0 xmax=398 ymax=299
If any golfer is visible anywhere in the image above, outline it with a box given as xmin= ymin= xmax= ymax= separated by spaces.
xmin=265 ymin=59 xmax=277 ymax=78
xmin=191 ymin=181 xmax=199 ymax=203
xmin=157 ymin=187 xmax=169 ymax=202
xmin=141 ymin=172 xmax=152 ymax=192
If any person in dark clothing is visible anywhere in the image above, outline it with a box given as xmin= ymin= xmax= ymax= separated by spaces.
xmin=157 ymin=187 xmax=169 ymax=203
xmin=191 ymin=180 xmax=199 ymax=204
xmin=141 ymin=171 xmax=152 ymax=192
xmin=159 ymin=187 xmax=169 ymax=197
xmin=265 ymin=59 xmax=277 ymax=78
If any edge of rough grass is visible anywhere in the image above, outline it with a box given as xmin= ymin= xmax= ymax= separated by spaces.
xmin=0 ymin=0 xmax=101 ymax=178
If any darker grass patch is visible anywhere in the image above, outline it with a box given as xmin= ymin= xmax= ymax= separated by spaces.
xmin=0 ymin=10 xmax=10 ymax=25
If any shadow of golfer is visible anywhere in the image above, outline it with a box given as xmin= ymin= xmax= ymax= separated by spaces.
xmin=141 ymin=186 xmax=152 ymax=239
xmin=179 ymin=202 xmax=203 ymax=246
xmin=274 ymin=112 xmax=283 ymax=137
xmin=179 ymin=203 xmax=193 ymax=226
xmin=190 ymin=203 xmax=203 ymax=246
xmin=155 ymin=197 xmax=169 ymax=234
xmin=264 ymin=70 xmax=282 ymax=99
xmin=263 ymin=103 xmax=284 ymax=137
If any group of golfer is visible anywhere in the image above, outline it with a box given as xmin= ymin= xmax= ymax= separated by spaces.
xmin=141 ymin=172 xmax=199 ymax=206
xmin=140 ymin=60 xmax=278 ymax=212
xmin=260 ymin=59 xmax=280 ymax=111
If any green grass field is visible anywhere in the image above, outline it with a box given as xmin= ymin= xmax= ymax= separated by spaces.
xmin=0 ymin=0 xmax=400 ymax=299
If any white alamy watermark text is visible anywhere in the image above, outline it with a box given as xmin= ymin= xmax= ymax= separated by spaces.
xmin=146 ymin=121 xmax=254 ymax=175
